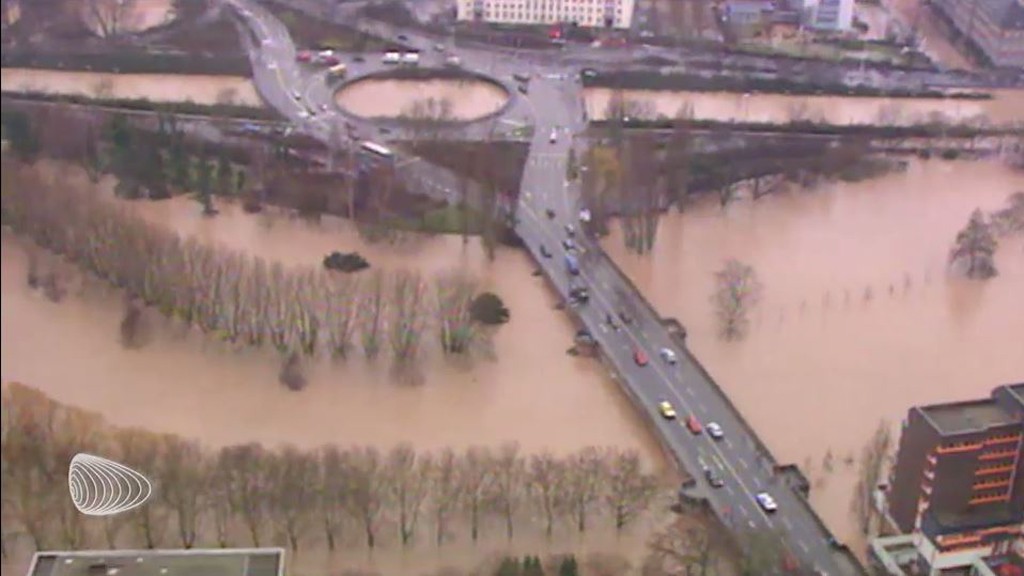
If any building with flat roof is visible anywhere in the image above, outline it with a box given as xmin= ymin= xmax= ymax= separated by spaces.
xmin=455 ymin=0 xmax=636 ymax=30
xmin=882 ymin=383 xmax=1024 ymax=575
xmin=26 ymin=548 xmax=285 ymax=576
xmin=931 ymin=0 xmax=1024 ymax=69
xmin=804 ymin=0 xmax=854 ymax=31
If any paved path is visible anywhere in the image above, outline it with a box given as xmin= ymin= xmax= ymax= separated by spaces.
xmin=226 ymin=2 xmax=870 ymax=573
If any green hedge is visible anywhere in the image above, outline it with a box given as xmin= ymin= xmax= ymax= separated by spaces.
xmin=583 ymin=70 xmax=993 ymax=100
xmin=1 ymin=49 xmax=251 ymax=76
xmin=1 ymin=92 xmax=277 ymax=121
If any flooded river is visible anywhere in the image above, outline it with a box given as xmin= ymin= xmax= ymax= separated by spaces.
xmin=603 ymin=159 xmax=1024 ymax=548
xmin=335 ymin=78 xmax=509 ymax=120
xmin=0 ymin=68 xmax=262 ymax=107
xmin=0 ymin=167 xmax=665 ymax=573
xmin=585 ymin=87 xmax=1024 ymax=126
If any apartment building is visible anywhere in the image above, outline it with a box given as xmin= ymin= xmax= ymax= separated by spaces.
xmin=884 ymin=383 xmax=1024 ymax=574
xmin=807 ymin=0 xmax=854 ymax=31
xmin=931 ymin=0 xmax=1024 ymax=69
xmin=455 ymin=0 xmax=637 ymax=30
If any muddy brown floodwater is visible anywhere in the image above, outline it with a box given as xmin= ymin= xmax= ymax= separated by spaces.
xmin=0 ymin=167 xmax=667 ymax=574
xmin=0 ymin=68 xmax=263 ymax=107
xmin=603 ymin=159 xmax=1024 ymax=552
xmin=585 ymin=87 xmax=1024 ymax=126
xmin=336 ymin=78 xmax=509 ymax=120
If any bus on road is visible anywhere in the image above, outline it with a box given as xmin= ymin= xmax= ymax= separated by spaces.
xmin=361 ymin=141 xmax=394 ymax=160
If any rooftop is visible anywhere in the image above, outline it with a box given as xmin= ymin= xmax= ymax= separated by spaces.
xmin=980 ymin=0 xmax=1024 ymax=31
xmin=27 ymin=548 xmax=284 ymax=576
xmin=919 ymin=398 xmax=1017 ymax=436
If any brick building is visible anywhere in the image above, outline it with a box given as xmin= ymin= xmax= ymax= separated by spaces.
xmin=883 ymin=383 xmax=1024 ymax=574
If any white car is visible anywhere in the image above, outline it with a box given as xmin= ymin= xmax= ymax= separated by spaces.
xmin=755 ymin=492 xmax=778 ymax=513
xmin=549 ymin=129 xmax=558 ymax=143
xmin=292 ymin=90 xmax=302 ymax=100
xmin=706 ymin=422 xmax=724 ymax=440
xmin=659 ymin=348 xmax=677 ymax=365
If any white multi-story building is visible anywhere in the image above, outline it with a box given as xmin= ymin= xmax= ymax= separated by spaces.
xmin=455 ymin=0 xmax=636 ymax=30
xmin=799 ymin=0 xmax=855 ymax=31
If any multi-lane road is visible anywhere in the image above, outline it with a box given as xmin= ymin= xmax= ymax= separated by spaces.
xmin=227 ymin=2 xmax=862 ymax=573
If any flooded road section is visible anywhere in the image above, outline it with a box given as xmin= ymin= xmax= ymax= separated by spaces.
xmin=585 ymin=87 xmax=1024 ymax=126
xmin=0 ymin=68 xmax=262 ymax=107
xmin=603 ymin=159 xmax=1024 ymax=547
xmin=335 ymin=78 xmax=509 ymax=120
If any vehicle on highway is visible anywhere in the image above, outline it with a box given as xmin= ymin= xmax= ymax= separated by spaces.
xmin=685 ymin=415 xmax=703 ymax=435
xmin=327 ymin=63 xmax=347 ymax=79
xmin=360 ymin=141 xmax=395 ymax=163
xmin=755 ymin=492 xmax=778 ymax=513
xmin=319 ymin=103 xmax=329 ymax=112
xmin=634 ymin=349 xmax=649 ymax=367
xmin=353 ymin=55 xmax=366 ymax=63
xmin=579 ymin=208 xmax=591 ymax=223
xmin=383 ymin=51 xmax=401 ymax=64
xmin=320 ymin=54 xmax=341 ymax=66
xmin=445 ymin=55 xmax=461 ymax=67
xmin=565 ymin=253 xmax=580 ymax=276
xmin=434 ymin=43 xmax=445 ymax=52
xmin=401 ymin=52 xmax=420 ymax=66
xmin=513 ymin=72 xmax=531 ymax=83
xmin=292 ymin=90 xmax=302 ymax=100
xmin=549 ymin=129 xmax=558 ymax=143
xmin=565 ymin=223 xmax=575 ymax=237
xmin=539 ymin=244 xmax=552 ymax=258
xmin=296 ymin=51 xmax=312 ymax=62
xmin=605 ymin=313 xmax=619 ymax=331
xmin=545 ymin=208 xmax=556 ymax=219
xmin=706 ymin=422 xmax=724 ymax=439
xmin=562 ymin=238 xmax=576 ymax=251
xmin=517 ymin=85 xmax=529 ymax=95
xmin=618 ymin=311 xmax=634 ymax=325
xmin=569 ymin=284 xmax=589 ymax=304
xmin=658 ymin=400 xmax=676 ymax=419
xmin=659 ymin=347 xmax=677 ymax=364
xmin=397 ymin=34 xmax=408 ymax=41
xmin=297 ymin=111 xmax=309 ymax=119
xmin=704 ymin=468 xmax=724 ymax=488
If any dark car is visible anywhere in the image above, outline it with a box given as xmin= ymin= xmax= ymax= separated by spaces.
xmin=397 ymin=34 xmax=408 ymax=41
xmin=539 ymin=244 xmax=552 ymax=258
xmin=353 ymin=55 xmax=366 ymax=63
xmin=705 ymin=468 xmax=724 ymax=488
xmin=545 ymin=208 xmax=556 ymax=219
xmin=517 ymin=85 xmax=529 ymax=95
xmin=618 ymin=311 xmax=634 ymax=325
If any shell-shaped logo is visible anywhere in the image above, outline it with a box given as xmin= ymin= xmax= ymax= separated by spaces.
xmin=68 ymin=453 xmax=153 ymax=516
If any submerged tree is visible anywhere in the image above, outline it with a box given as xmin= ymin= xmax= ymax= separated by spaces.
xmin=949 ymin=209 xmax=998 ymax=279
xmin=710 ymin=259 xmax=763 ymax=340
xmin=851 ymin=420 xmax=892 ymax=535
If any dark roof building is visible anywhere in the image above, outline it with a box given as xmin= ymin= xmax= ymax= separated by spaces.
xmin=884 ymin=383 xmax=1024 ymax=574
xmin=931 ymin=0 xmax=1024 ymax=69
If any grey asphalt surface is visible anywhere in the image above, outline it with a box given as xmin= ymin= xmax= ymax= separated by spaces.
xmin=228 ymin=1 xmax=859 ymax=573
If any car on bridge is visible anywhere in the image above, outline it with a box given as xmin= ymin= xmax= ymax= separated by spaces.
xmin=659 ymin=347 xmax=677 ymax=364
xmin=565 ymin=224 xmax=575 ymax=237
xmin=706 ymin=422 xmax=724 ymax=440
xmin=562 ymin=238 xmax=576 ymax=251
xmin=658 ymin=400 xmax=676 ymax=419
xmin=686 ymin=415 xmax=703 ymax=435
xmin=704 ymin=468 xmax=724 ymax=488
xmin=539 ymin=244 xmax=552 ymax=258
xmin=634 ymin=349 xmax=649 ymax=367
xmin=549 ymin=129 xmax=558 ymax=143
xmin=755 ymin=492 xmax=779 ymax=513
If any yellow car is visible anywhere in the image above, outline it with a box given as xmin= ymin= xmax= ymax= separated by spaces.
xmin=658 ymin=401 xmax=677 ymax=420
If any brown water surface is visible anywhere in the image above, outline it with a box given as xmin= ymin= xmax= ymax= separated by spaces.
xmin=336 ymin=78 xmax=509 ymax=120
xmin=0 ymin=68 xmax=262 ymax=107
xmin=603 ymin=159 xmax=1024 ymax=548
xmin=585 ymin=87 xmax=1024 ymax=126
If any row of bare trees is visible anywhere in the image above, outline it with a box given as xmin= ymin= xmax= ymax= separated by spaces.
xmin=0 ymin=160 xmax=485 ymax=365
xmin=1 ymin=383 xmax=663 ymax=556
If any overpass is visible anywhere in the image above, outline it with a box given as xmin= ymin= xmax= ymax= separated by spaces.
xmin=226 ymin=1 xmax=874 ymax=572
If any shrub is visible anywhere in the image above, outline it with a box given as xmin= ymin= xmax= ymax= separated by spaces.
xmin=323 ymin=251 xmax=370 ymax=273
xmin=470 ymin=292 xmax=510 ymax=325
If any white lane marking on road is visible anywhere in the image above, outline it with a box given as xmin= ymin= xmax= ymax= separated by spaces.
xmin=698 ymin=401 xmax=707 ymax=412
xmin=686 ymin=387 xmax=695 ymax=396
xmin=782 ymin=517 xmax=793 ymax=530
xmin=739 ymin=460 xmax=748 ymax=470
xmin=798 ymin=540 xmax=809 ymax=553
xmin=724 ymin=438 xmax=732 ymax=449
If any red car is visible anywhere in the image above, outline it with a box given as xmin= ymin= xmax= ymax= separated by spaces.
xmin=320 ymin=55 xmax=340 ymax=65
xmin=296 ymin=51 xmax=312 ymax=62
xmin=686 ymin=415 xmax=703 ymax=435
xmin=633 ymin=349 xmax=648 ymax=367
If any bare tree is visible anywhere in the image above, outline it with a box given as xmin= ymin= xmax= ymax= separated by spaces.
xmin=644 ymin=518 xmax=725 ymax=576
xmin=620 ymin=133 xmax=663 ymax=255
xmin=710 ymin=259 xmax=763 ymax=340
xmin=564 ymin=446 xmax=606 ymax=534
xmin=489 ymin=442 xmax=527 ymax=541
xmin=359 ymin=270 xmax=387 ymax=359
xmin=318 ymin=446 xmax=349 ymax=551
xmin=851 ymin=420 xmax=892 ymax=535
xmin=458 ymin=446 xmax=494 ymax=543
xmin=388 ymin=270 xmax=428 ymax=367
xmin=84 ymin=0 xmax=139 ymax=38
xmin=345 ymin=446 xmax=389 ymax=549
xmin=434 ymin=270 xmax=478 ymax=354
xmin=604 ymin=448 xmax=659 ymax=533
xmin=949 ymin=208 xmax=998 ymax=279
xmin=219 ymin=443 xmax=270 ymax=547
xmin=428 ymin=448 xmax=461 ymax=547
xmin=116 ymin=428 xmax=165 ymax=549
xmin=160 ymin=436 xmax=206 ymax=548
xmin=269 ymin=446 xmax=318 ymax=551
xmin=528 ymin=451 xmax=566 ymax=540
xmin=386 ymin=444 xmax=432 ymax=547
